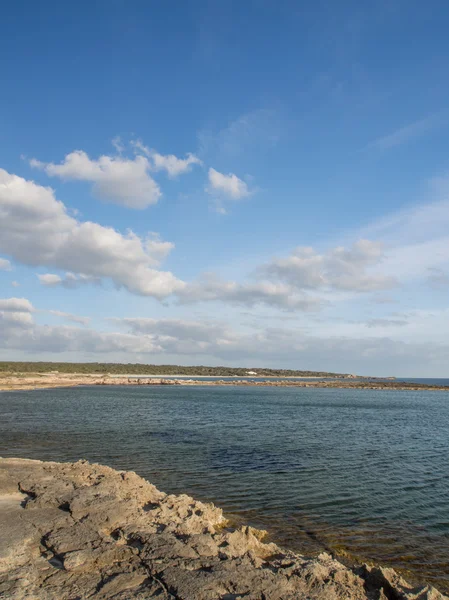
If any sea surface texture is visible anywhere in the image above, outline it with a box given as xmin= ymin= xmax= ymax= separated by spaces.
xmin=1 ymin=385 xmax=448 ymax=592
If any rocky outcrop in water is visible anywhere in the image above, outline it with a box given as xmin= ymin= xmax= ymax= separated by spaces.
xmin=0 ymin=458 xmax=446 ymax=599
xmin=1 ymin=373 xmax=448 ymax=391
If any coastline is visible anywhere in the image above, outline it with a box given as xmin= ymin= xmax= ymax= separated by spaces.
xmin=0 ymin=457 xmax=446 ymax=599
xmin=1 ymin=372 xmax=448 ymax=392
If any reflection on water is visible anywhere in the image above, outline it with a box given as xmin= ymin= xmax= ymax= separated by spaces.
xmin=1 ymin=385 xmax=448 ymax=592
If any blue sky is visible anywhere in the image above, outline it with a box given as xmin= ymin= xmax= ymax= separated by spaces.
xmin=1 ymin=0 xmax=449 ymax=375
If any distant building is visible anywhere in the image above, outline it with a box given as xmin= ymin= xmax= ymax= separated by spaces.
xmin=246 ymin=371 xmax=258 ymax=375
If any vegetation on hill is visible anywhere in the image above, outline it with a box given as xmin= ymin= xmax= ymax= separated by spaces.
xmin=0 ymin=362 xmax=353 ymax=378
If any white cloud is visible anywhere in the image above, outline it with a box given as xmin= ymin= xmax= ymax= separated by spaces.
xmin=0 ymin=297 xmax=34 ymax=329
xmin=38 ymin=272 xmax=101 ymax=289
xmin=30 ymin=140 xmax=203 ymax=206
xmin=0 ymin=168 xmax=184 ymax=299
xmin=0 ymin=319 xmax=161 ymax=355
xmin=0 ymin=297 xmax=34 ymax=312
xmin=38 ymin=273 xmax=63 ymax=286
xmin=207 ymin=168 xmax=251 ymax=199
xmin=48 ymin=310 xmax=90 ymax=326
xmin=30 ymin=150 xmax=160 ymax=209
xmin=3 ymin=168 xmax=393 ymax=311
xmin=11 ymin=281 xmax=20 ymax=288
xmin=132 ymin=140 xmax=203 ymax=177
xmin=178 ymin=275 xmax=324 ymax=311
xmin=145 ymin=233 xmax=175 ymax=262
xmin=116 ymin=317 xmax=232 ymax=354
xmin=152 ymin=151 xmax=202 ymax=177
xmin=0 ymin=258 xmax=11 ymax=271
xmin=2 ymin=305 xmax=449 ymax=376
xmin=259 ymin=240 xmax=397 ymax=292
xmin=0 ymin=311 xmax=34 ymax=327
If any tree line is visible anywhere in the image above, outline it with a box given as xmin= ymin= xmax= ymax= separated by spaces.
xmin=0 ymin=362 xmax=351 ymax=378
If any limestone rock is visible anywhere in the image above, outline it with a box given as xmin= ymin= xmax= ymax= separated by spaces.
xmin=0 ymin=458 xmax=447 ymax=600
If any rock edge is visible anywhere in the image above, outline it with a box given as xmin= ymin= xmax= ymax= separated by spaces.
xmin=0 ymin=458 xmax=446 ymax=600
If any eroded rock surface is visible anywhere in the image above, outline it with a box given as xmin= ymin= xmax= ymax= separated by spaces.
xmin=0 ymin=458 xmax=446 ymax=599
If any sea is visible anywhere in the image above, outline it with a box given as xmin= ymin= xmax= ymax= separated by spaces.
xmin=1 ymin=383 xmax=448 ymax=592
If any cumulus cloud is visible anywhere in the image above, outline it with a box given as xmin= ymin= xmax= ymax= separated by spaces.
xmin=152 ymin=152 xmax=202 ymax=177
xmin=145 ymin=233 xmax=175 ymax=262
xmin=115 ymin=317 xmax=234 ymax=354
xmin=259 ymin=240 xmax=397 ymax=292
xmin=0 ymin=169 xmax=185 ymax=299
xmin=38 ymin=273 xmax=64 ymax=286
xmin=30 ymin=140 xmax=203 ymax=207
xmin=132 ymin=140 xmax=203 ymax=177
xmin=30 ymin=151 xmax=160 ymax=209
xmin=172 ymin=239 xmax=398 ymax=310
xmin=0 ymin=311 xmax=34 ymax=327
xmin=0 ymin=258 xmax=11 ymax=271
xmin=207 ymin=168 xmax=251 ymax=199
xmin=0 ymin=297 xmax=34 ymax=312
xmin=178 ymin=275 xmax=323 ymax=311
xmin=0 ymin=167 xmax=406 ymax=312
xmin=0 ymin=297 xmax=34 ymax=330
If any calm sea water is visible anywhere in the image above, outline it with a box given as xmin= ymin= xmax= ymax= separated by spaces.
xmin=1 ymin=385 xmax=448 ymax=591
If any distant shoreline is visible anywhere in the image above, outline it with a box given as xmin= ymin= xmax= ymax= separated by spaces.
xmin=1 ymin=372 xmax=448 ymax=392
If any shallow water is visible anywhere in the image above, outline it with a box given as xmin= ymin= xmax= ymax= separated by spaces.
xmin=1 ymin=385 xmax=448 ymax=591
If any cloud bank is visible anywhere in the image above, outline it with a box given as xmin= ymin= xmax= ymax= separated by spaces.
xmin=2 ymin=301 xmax=449 ymax=376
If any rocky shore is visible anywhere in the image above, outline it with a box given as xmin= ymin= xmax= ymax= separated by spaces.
xmin=1 ymin=372 xmax=448 ymax=392
xmin=0 ymin=458 xmax=446 ymax=599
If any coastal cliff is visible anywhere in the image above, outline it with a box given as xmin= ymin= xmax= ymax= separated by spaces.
xmin=0 ymin=458 xmax=446 ymax=599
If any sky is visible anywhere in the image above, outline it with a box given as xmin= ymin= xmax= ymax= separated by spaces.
xmin=1 ymin=0 xmax=449 ymax=376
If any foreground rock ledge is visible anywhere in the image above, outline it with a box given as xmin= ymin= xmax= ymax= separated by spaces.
xmin=0 ymin=459 xmax=446 ymax=600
